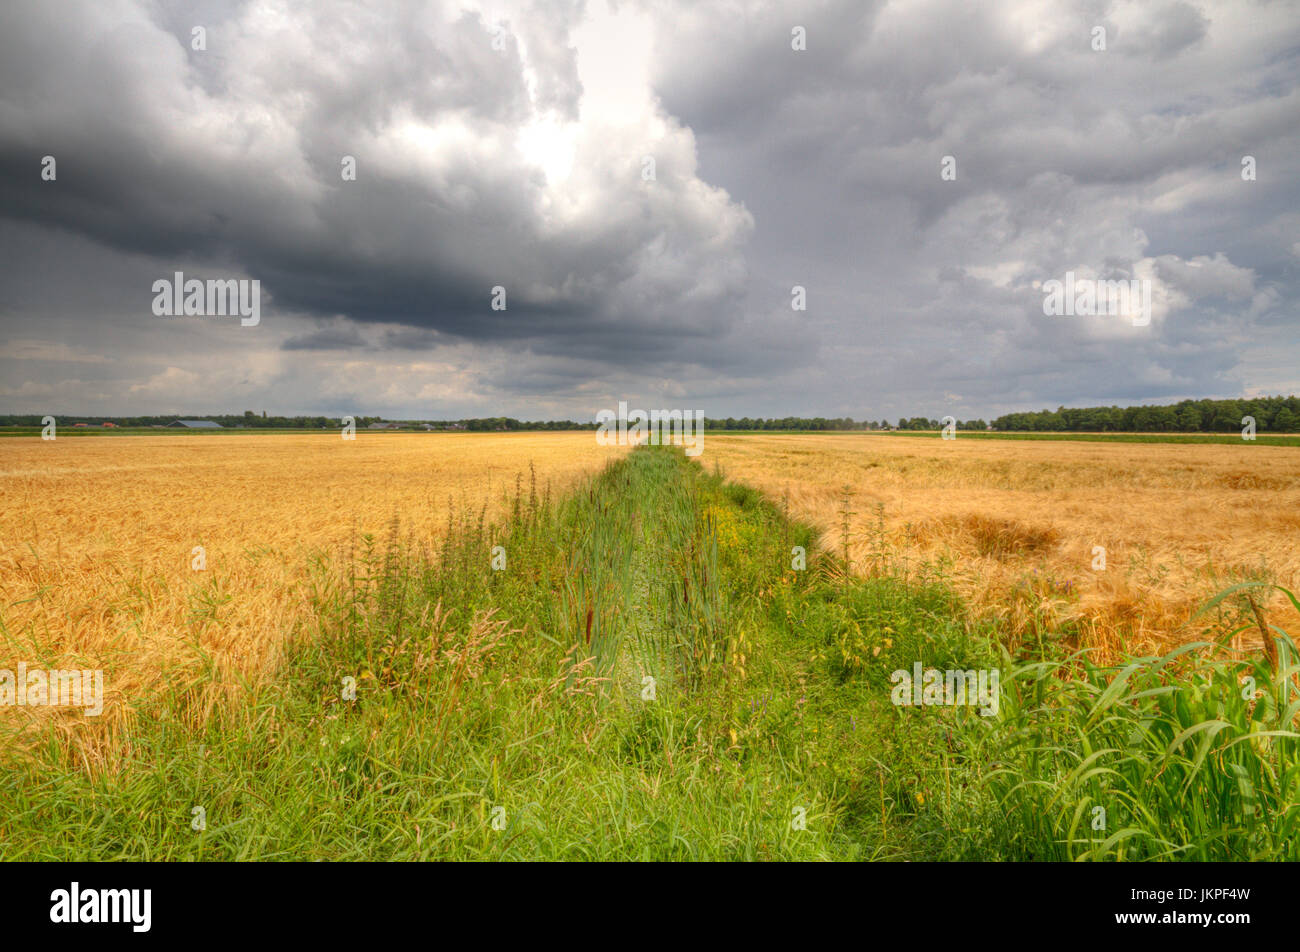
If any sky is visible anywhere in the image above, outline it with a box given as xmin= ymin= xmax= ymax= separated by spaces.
xmin=0 ymin=0 xmax=1297 ymax=421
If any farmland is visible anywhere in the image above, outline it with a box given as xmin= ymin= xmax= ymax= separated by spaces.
xmin=1 ymin=431 xmax=1297 ymax=860
xmin=0 ymin=433 xmax=627 ymax=750
xmin=706 ymin=432 xmax=1300 ymax=659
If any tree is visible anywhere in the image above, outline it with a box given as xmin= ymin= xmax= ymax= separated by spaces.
xmin=1272 ymin=408 xmax=1300 ymax=432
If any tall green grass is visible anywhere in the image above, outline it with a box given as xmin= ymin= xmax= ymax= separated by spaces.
xmin=1 ymin=446 xmax=1294 ymax=860
xmin=942 ymin=584 xmax=1300 ymax=860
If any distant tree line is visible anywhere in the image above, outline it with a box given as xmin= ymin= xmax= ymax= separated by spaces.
xmin=457 ymin=417 xmax=595 ymax=431
xmin=700 ymin=417 xmax=988 ymax=431
xmin=991 ymin=396 xmax=1300 ymax=433
xmin=703 ymin=417 xmax=864 ymax=430
xmin=0 ymin=412 xmax=601 ymax=430
xmin=891 ymin=417 xmax=988 ymax=431
xmin=2 ymin=396 xmax=1296 ymax=432
xmin=0 ymin=412 xmax=348 ymax=428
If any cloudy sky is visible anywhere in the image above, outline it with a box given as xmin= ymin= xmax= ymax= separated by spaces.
xmin=1 ymin=0 xmax=1297 ymax=421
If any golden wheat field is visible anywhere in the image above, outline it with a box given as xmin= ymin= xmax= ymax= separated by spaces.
xmin=0 ymin=433 xmax=627 ymax=738
xmin=6 ymin=430 xmax=1298 ymax=747
xmin=706 ymin=434 xmax=1300 ymax=659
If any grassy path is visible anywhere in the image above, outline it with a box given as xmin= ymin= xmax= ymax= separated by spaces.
xmin=2 ymin=446 xmax=1297 ymax=859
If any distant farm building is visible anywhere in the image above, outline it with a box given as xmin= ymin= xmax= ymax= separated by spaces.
xmin=101 ymin=422 xmax=119 ymax=428
xmin=168 ymin=420 xmax=223 ymax=428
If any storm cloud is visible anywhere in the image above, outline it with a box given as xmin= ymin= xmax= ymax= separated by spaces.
xmin=0 ymin=0 xmax=1296 ymax=419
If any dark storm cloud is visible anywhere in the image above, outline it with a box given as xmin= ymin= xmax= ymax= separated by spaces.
xmin=639 ymin=0 xmax=1300 ymax=418
xmin=0 ymin=0 xmax=752 ymax=375
xmin=0 ymin=0 xmax=1296 ymax=419
xmin=281 ymin=324 xmax=369 ymax=351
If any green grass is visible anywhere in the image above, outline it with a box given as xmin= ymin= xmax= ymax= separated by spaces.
xmin=2 ymin=447 xmax=1296 ymax=859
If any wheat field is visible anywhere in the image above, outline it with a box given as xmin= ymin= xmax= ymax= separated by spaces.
xmin=0 ymin=433 xmax=627 ymax=740
xmin=6 ymin=429 xmax=1297 ymax=746
xmin=706 ymin=433 xmax=1300 ymax=658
